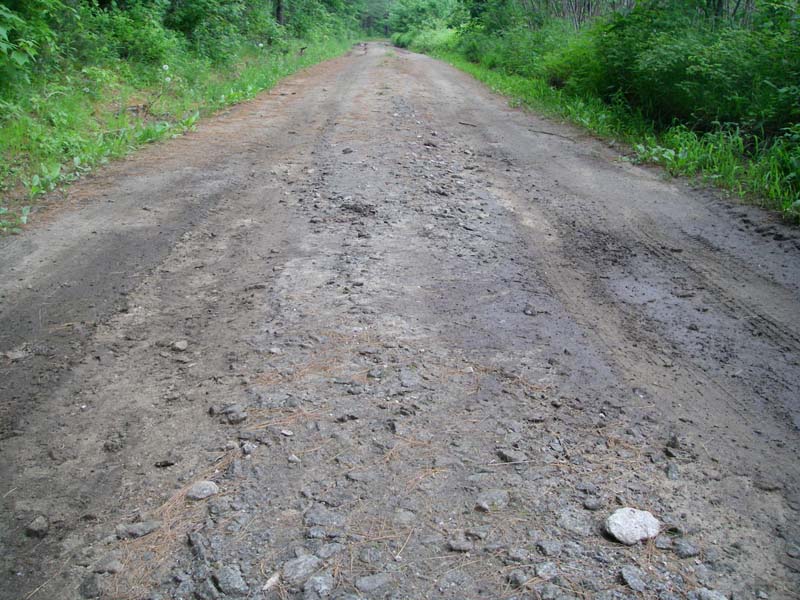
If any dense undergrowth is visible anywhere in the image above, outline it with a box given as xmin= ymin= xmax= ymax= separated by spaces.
xmin=390 ymin=0 xmax=800 ymax=218
xmin=0 ymin=0 xmax=364 ymax=233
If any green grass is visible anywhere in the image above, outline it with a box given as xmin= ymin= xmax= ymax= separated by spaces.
xmin=0 ymin=38 xmax=352 ymax=234
xmin=424 ymin=48 xmax=800 ymax=220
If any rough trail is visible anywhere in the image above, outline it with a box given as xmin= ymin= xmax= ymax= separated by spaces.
xmin=1 ymin=43 xmax=799 ymax=600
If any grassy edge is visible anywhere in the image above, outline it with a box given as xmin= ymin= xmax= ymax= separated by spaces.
xmin=0 ymin=38 xmax=354 ymax=234
xmin=424 ymin=48 xmax=799 ymax=221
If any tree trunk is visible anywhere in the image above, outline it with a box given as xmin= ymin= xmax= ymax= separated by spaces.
xmin=275 ymin=0 xmax=285 ymax=25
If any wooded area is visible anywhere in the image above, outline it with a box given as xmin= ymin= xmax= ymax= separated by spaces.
xmin=0 ymin=0 xmax=376 ymax=231
xmin=390 ymin=0 xmax=800 ymax=215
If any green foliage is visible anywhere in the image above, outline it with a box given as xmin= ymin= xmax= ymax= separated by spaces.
xmin=407 ymin=26 xmax=458 ymax=52
xmin=394 ymin=0 xmax=799 ymax=216
xmin=0 ymin=0 xmax=65 ymax=84
xmin=389 ymin=0 xmax=464 ymax=44
xmin=0 ymin=0 xmax=364 ymax=231
xmin=590 ymin=4 xmax=800 ymax=134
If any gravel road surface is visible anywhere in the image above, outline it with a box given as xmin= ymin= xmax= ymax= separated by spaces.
xmin=1 ymin=43 xmax=799 ymax=600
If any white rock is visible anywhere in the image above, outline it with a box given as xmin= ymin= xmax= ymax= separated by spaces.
xmin=605 ymin=507 xmax=660 ymax=545
xmin=186 ymin=480 xmax=219 ymax=500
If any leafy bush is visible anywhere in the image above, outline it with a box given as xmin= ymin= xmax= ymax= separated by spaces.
xmin=409 ymin=27 xmax=458 ymax=53
xmin=395 ymin=0 xmax=799 ymax=216
xmin=0 ymin=0 xmax=362 ymax=231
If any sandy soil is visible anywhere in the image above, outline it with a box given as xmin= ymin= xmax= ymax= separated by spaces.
xmin=1 ymin=43 xmax=799 ymax=600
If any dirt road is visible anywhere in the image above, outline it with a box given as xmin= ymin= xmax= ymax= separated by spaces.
xmin=2 ymin=43 xmax=799 ymax=600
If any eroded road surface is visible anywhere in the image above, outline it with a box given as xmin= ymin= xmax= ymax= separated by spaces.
xmin=2 ymin=43 xmax=800 ymax=600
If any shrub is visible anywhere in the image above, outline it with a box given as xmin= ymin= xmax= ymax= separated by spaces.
xmin=410 ymin=27 xmax=458 ymax=53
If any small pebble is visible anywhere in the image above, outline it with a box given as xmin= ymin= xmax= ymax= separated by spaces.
xmin=25 ymin=515 xmax=49 ymax=538
xmin=674 ymin=538 xmax=701 ymax=558
xmin=620 ymin=565 xmax=647 ymax=592
xmin=186 ymin=480 xmax=219 ymax=501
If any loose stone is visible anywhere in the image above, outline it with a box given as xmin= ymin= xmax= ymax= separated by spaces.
xmin=507 ymin=570 xmax=528 ymax=588
xmin=583 ymin=497 xmax=603 ymax=511
xmin=447 ymin=535 xmax=473 ymax=552
xmin=605 ymin=508 xmax=660 ymax=545
xmin=115 ymin=520 xmax=162 ymax=539
xmin=537 ymin=540 xmax=562 ymax=557
xmin=25 ymin=515 xmax=49 ymax=538
xmin=283 ymin=555 xmax=323 ymax=586
xmin=497 ymin=448 xmax=527 ymax=463
xmin=689 ymin=589 xmax=728 ymax=600
xmin=620 ymin=565 xmax=647 ymax=592
xmin=674 ymin=538 xmax=701 ymax=558
xmin=536 ymin=562 xmax=558 ymax=580
xmin=355 ymin=572 xmax=391 ymax=593
xmin=214 ymin=565 xmax=249 ymax=596
xmin=475 ymin=489 xmax=510 ymax=512
xmin=186 ymin=480 xmax=219 ymax=501
xmin=304 ymin=505 xmax=345 ymax=528
xmin=304 ymin=572 xmax=334 ymax=597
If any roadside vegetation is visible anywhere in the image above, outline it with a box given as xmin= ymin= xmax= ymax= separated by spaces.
xmin=389 ymin=0 xmax=800 ymax=218
xmin=0 ymin=0 xmax=379 ymax=233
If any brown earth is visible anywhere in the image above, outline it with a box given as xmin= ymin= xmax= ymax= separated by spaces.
xmin=1 ymin=43 xmax=799 ymax=600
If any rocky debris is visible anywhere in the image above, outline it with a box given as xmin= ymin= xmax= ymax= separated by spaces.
xmin=304 ymin=572 xmax=334 ymax=597
xmin=666 ymin=462 xmax=680 ymax=480
xmin=655 ymin=534 xmax=674 ymax=550
xmin=605 ymin=508 xmax=660 ymax=545
xmin=557 ymin=509 xmax=592 ymax=536
xmin=214 ymin=564 xmax=249 ymax=596
xmin=283 ymin=555 xmax=323 ymax=586
xmin=447 ymin=533 xmax=474 ymax=552
xmin=92 ymin=554 xmax=125 ymax=574
xmin=186 ymin=480 xmax=219 ymax=500
xmin=674 ymin=538 xmax=701 ymax=558
xmin=582 ymin=496 xmax=603 ymax=511
xmin=689 ymin=589 xmax=728 ymax=600
xmin=506 ymin=547 xmax=529 ymax=562
xmin=359 ymin=546 xmax=384 ymax=565
xmin=507 ymin=569 xmax=528 ymax=588
xmin=536 ymin=562 xmax=558 ymax=580
xmin=304 ymin=505 xmax=344 ymax=528
xmin=25 ymin=515 xmax=49 ymax=538
xmin=620 ymin=565 xmax=647 ymax=592
xmin=497 ymin=448 xmax=526 ymax=463
xmin=475 ymin=488 xmax=510 ymax=512
xmin=212 ymin=403 xmax=248 ymax=424
xmin=103 ymin=432 xmax=126 ymax=453
xmin=537 ymin=540 xmax=562 ymax=557
xmin=465 ymin=526 xmax=490 ymax=541
xmin=355 ymin=572 xmax=391 ymax=593
xmin=317 ymin=543 xmax=344 ymax=559
xmin=2 ymin=348 xmax=30 ymax=361
xmin=172 ymin=340 xmax=189 ymax=352
xmin=80 ymin=574 xmax=114 ymax=599
xmin=393 ymin=508 xmax=415 ymax=526
xmin=115 ymin=520 xmax=161 ymax=539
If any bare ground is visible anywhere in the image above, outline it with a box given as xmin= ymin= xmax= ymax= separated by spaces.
xmin=1 ymin=43 xmax=799 ymax=600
